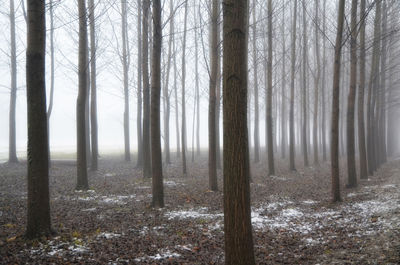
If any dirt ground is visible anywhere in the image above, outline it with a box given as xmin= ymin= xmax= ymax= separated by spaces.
xmin=0 ymin=154 xmax=399 ymax=264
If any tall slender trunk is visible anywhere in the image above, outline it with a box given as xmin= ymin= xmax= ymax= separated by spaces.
xmin=331 ymin=0 xmax=346 ymax=203
xmin=151 ymin=0 xmax=164 ymax=208
xmin=142 ymin=0 xmax=152 ymax=178
xmin=321 ymin=0 xmax=327 ymax=161
xmin=367 ymin=1 xmax=381 ymax=175
xmin=289 ymin=0 xmax=298 ymax=171
xmin=346 ymin=0 xmax=358 ymax=188
xmin=266 ymin=0 xmax=274 ymax=175
xmin=8 ymin=0 xmax=18 ymax=163
xmin=173 ymin=30 xmax=180 ymax=158
xmin=379 ymin=1 xmax=388 ymax=164
xmin=281 ymin=3 xmax=286 ymax=159
xmin=223 ymin=0 xmax=255 ymax=262
xmin=252 ymin=0 xmax=259 ymax=163
xmin=181 ymin=0 xmax=188 ymax=175
xmin=85 ymin=41 xmax=91 ymax=166
xmin=89 ymin=0 xmax=98 ymax=170
xmin=163 ymin=0 xmax=174 ymax=165
xmin=357 ymin=0 xmax=368 ymax=175
xmin=76 ymin=0 xmax=89 ymax=190
xmin=302 ymin=0 xmax=309 ymax=168
xmin=47 ymin=0 xmax=55 ymax=164
xmin=26 ymin=0 xmax=52 ymax=238
xmin=195 ymin=2 xmax=201 ymax=157
xmin=313 ymin=0 xmax=320 ymax=165
xmin=209 ymin=0 xmax=218 ymax=191
xmin=136 ymin=0 xmax=143 ymax=167
xmin=121 ymin=0 xmax=130 ymax=162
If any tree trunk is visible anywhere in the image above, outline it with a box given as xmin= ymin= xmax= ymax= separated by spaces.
xmin=223 ymin=0 xmax=256 ymax=263
xmin=330 ymin=0 xmax=346 ymax=203
xmin=266 ymin=0 xmax=275 ymax=176
xmin=195 ymin=2 xmax=201 ymax=157
xmin=121 ymin=0 xmax=130 ymax=162
xmin=173 ymin=29 xmax=180 ymax=158
xmin=321 ymin=0 xmax=327 ymax=161
xmin=89 ymin=0 xmax=98 ymax=171
xmin=281 ymin=3 xmax=286 ymax=159
xmin=313 ymin=0 xmax=320 ymax=165
xmin=47 ymin=0 xmax=55 ymax=164
xmin=346 ymin=0 xmax=358 ymax=188
xmin=142 ymin=0 xmax=152 ymax=178
xmin=209 ymin=0 xmax=218 ymax=191
xmin=8 ymin=0 xmax=18 ymax=164
xmin=252 ymin=0 xmax=260 ymax=163
xmin=76 ymin=0 xmax=89 ymax=191
xmin=151 ymin=0 xmax=164 ymax=208
xmin=136 ymin=0 xmax=143 ymax=167
xmin=181 ymin=0 xmax=188 ymax=176
xmin=302 ymin=0 xmax=309 ymax=168
xmin=26 ymin=0 xmax=52 ymax=238
xmin=289 ymin=0 xmax=297 ymax=171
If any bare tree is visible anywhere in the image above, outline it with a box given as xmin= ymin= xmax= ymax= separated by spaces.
xmin=47 ymin=0 xmax=55 ymax=164
xmin=223 ymin=0 xmax=255 ymax=263
xmin=280 ymin=2 xmax=286 ymax=159
xmin=346 ymin=0 xmax=358 ymax=188
xmin=181 ymin=0 xmax=188 ymax=175
xmin=26 ymin=0 xmax=52 ymax=238
xmin=313 ymin=0 xmax=321 ymax=165
xmin=302 ymin=0 xmax=309 ymax=167
xmin=331 ymin=0 xmax=346 ymax=203
xmin=151 ymin=0 xmax=164 ymax=208
xmin=136 ymin=0 xmax=143 ymax=167
xmin=76 ymin=0 xmax=89 ymax=190
xmin=289 ymin=0 xmax=298 ymax=171
xmin=252 ymin=0 xmax=259 ymax=163
xmin=8 ymin=0 xmax=18 ymax=163
xmin=121 ymin=0 xmax=130 ymax=162
xmin=266 ymin=0 xmax=274 ymax=175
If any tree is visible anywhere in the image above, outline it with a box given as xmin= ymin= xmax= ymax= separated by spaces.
xmin=76 ymin=0 xmax=89 ymax=190
xmin=330 ymin=0 xmax=346 ymax=203
xmin=301 ymin=0 xmax=309 ymax=167
xmin=181 ymin=0 xmax=188 ymax=175
xmin=266 ymin=0 xmax=274 ymax=176
xmin=89 ymin=0 xmax=98 ymax=170
xmin=47 ymin=0 xmax=55 ymax=164
xmin=346 ymin=0 xmax=358 ymax=188
xmin=289 ymin=0 xmax=298 ymax=171
xmin=136 ymin=0 xmax=143 ymax=168
xmin=8 ymin=0 xmax=18 ymax=163
xmin=26 ymin=0 xmax=52 ymax=238
xmin=121 ymin=0 xmax=130 ymax=162
xmin=358 ymin=0 xmax=368 ymax=179
xmin=142 ymin=0 xmax=151 ymax=178
xmin=209 ymin=0 xmax=218 ymax=191
xmin=222 ymin=0 xmax=255 ymax=263
xmin=151 ymin=0 xmax=164 ymax=208
xmin=313 ymin=0 xmax=321 ymax=165
xmin=252 ymin=0 xmax=260 ymax=163
xmin=321 ymin=0 xmax=327 ymax=161
xmin=280 ymin=2 xmax=287 ymax=159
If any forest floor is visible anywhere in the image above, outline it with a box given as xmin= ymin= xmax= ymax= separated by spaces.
xmin=0 ymin=154 xmax=400 ymax=264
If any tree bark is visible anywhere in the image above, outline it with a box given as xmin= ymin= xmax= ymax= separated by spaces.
xmin=223 ymin=0 xmax=256 ymax=263
xmin=26 ymin=0 xmax=52 ymax=239
xmin=76 ymin=0 xmax=89 ymax=190
xmin=209 ymin=0 xmax=218 ymax=191
xmin=8 ymin=0 xmax=18 ymax=164
xmin=330 ymin=0 xmax=346 ymax=203
xmin=346 ymin=0 xmax=358 ymax=188
xmin=89 ymin=0 xmax=98 ymax=170
xmin=181 ymin=0 xmax=188 ymax=175
xmin=289 ymin=0 xmax=297 ymax=171
xmin=142 ymin=0 xmax=152 ymax=178
xmin=266 ymin=0 xmax=275 ymax=176
xmin=151 ymin=0 xmax=164 ymax=208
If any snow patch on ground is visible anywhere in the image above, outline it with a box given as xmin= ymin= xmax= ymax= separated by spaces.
xmin=270 ymin=175 xmax=289 ymax=181
xmin=164 ymin=180 xmax=185 ymax=187
xmin=28 ymin=237 xmax=89 ymax=258
xmin=134 ymin=248 xmax=181 ymax=262
xmin=97 ymin=232 xmax=121 ymax=239
xmin=166 ymin=207 xmax=223 ymax=220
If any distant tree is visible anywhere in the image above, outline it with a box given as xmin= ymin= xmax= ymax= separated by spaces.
xmin=121 ymin=0 xmax=130 ymax=162
xmin=8 ymin=0 xmax=18 ymax=163
xmin=252 ymin=0 xmax=259 ymax=163
xmin=280 ymin=2 xmax=287 ymax=159
xmin=313 ymin=0 xmax=321 ymax=165
xmin=289 ymin=0 xmax=298 ymax=171
xmin=26 ymin=0 xmax=52 ymax=238
xmin=266 ymin=0 xmax=274 ymax=176
xmin=331 ymin=0 xmax=346 ymax=203
xmin=301 ymin=0 xmax=309 ymax=168
xmin=209 ymin=0 xmax=218 ymax=191
xmin=76 ymin=0 xmax=89 ymax=190
xmin=346 ymin=0 xmax=358 ymax=188
xmin=151 ymin=0 xmax=164 ymax=208
xmin=136 ymin=0 xmax=143 ymax=168
xmin=321 ymin=0 xmax=327 ymax=161
xmin=47 ymin=0 xmax=55 ymax=164
xmin=222 ymin=0 xmax=255 ymax=263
